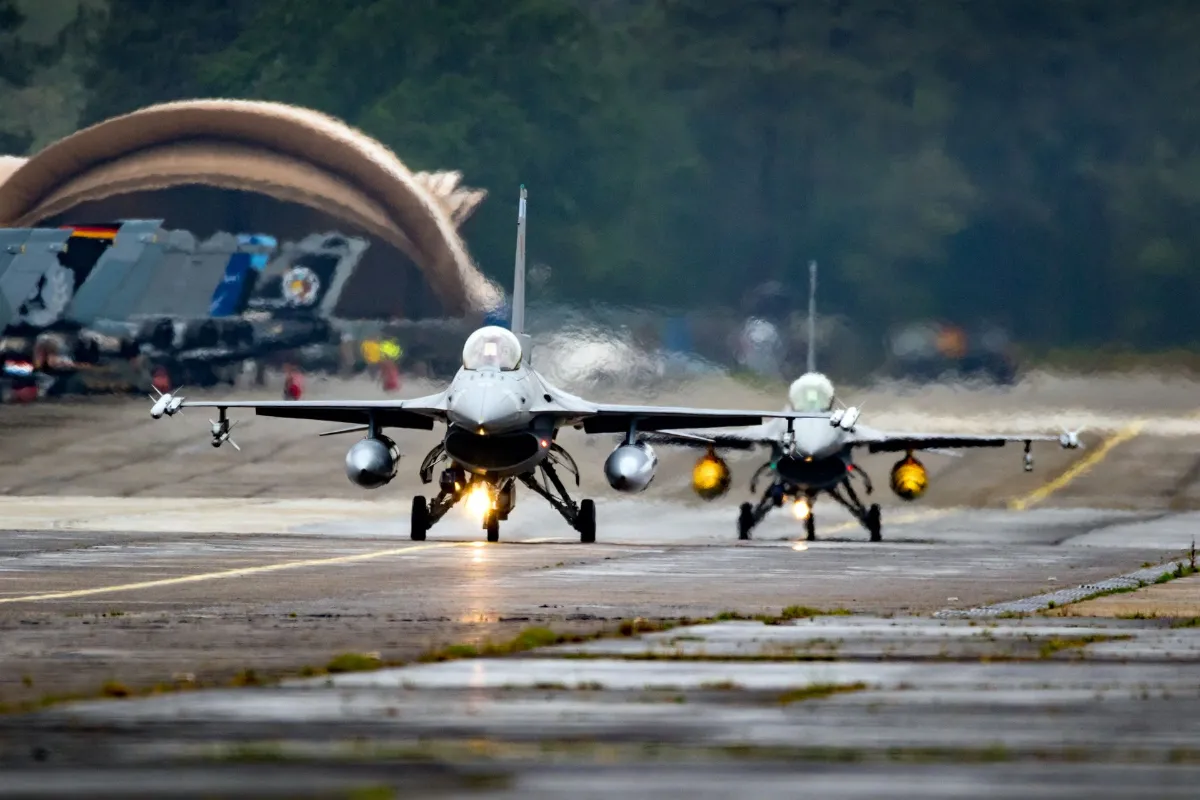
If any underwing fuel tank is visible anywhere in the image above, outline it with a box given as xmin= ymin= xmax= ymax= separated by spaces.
xmin=604 ymin=441 xmax=658 ymax=493
xmin=345 ymin=435 xmax=400 ymax=489
xmin=890 ymin=455 xmax=928 ymax=500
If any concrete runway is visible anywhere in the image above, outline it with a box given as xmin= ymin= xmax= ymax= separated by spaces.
xmin=0 ymin=371 xmax=1199 ymax=797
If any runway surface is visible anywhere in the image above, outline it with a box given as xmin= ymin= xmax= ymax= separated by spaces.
xmin=0 ymin=371 xmax=1198 ymax=797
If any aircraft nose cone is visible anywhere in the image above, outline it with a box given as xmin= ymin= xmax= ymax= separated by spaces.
xmin=449 ymin=385 xmax=524 ymax=434
xmin=793 ymin=418 xmax=843 ymax=458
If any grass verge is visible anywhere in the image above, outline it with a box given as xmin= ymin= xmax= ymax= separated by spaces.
xmin=0 ymin=605 xmax=857 ymax=715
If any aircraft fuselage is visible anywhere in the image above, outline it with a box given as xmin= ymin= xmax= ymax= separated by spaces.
xmin=442 ymin=365 xmax=555 ymax=478
xmin=766 ymin=417 xmax=854 ymax=494
xmin=772 ymin=450 xmax=852 ymax=494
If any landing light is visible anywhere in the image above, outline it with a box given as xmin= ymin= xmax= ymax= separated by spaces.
xmin=791 ymin=498 xmax=811 ymax=520
xmin=540 ymin=439 xmax=549 ymax=448
xmin=464 ymin=483 xmax=493 ymax=522
xmin=791 ymin=542 xmax=809 ymax=552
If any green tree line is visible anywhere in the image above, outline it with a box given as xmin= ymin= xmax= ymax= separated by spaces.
xmin=7 ymin=0 xmax=1200 ymax=350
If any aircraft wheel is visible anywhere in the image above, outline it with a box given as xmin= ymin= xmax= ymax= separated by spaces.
xmin=577 ymin=499 xmax=596 ymax=543
xmin=737 ymin=502 xmax=754 ymax=540
xmin=867 ymin=504 xmax=882 ymax=542
xmin=411 ymin=496 xmax=428 ymax=541
xmin=805 ymin=512 xmax=816 ymax=542
xmin=486 ymin=511 xmax=500 ymax=543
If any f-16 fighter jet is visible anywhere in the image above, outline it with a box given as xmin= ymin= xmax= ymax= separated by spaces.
xmin=147 ymin=187 xmax=828 ymax=543
xmin=646 ymin=261 xmax=1082 ymax=542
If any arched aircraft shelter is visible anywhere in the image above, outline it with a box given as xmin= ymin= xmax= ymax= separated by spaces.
xmin=0 ymin=99 xmax=499 ymax=321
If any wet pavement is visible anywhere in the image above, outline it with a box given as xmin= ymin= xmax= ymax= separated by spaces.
xmin=0 ymin=373 xmax=1198 ymax=796
xmin=4 ymin=612 xmax=1200 ymax=798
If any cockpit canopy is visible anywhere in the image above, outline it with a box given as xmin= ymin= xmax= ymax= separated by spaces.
xmin=788 ymin=373 xmax=835 ymax=412
xmin=462 ymin=325 xmax=523 ymax=371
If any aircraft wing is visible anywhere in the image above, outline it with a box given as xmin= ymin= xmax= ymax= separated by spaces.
xmin=176 ymin=391 xmax=449 ymax=430
xmin=576 ymin=404 xmax=826 ymax=436
xmin=848 ymin=424 xmax=1067 ymax=453
xmin=636 ymin=424 xmax=780 ymax=450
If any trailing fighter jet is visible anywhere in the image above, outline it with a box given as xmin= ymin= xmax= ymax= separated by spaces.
xmin=646 ymin=261 xmax=1082 ymax=542
xmin=147 ymin=186 xmax=828 ymax=543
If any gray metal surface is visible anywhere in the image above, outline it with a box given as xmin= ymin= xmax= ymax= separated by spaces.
xmin=65 ymin=220 xmax=165 ymax=323
xmin=0 ymin=227 xmax=69 ymax=329
xmin=129 ymin=230 xmax=233 ymax=318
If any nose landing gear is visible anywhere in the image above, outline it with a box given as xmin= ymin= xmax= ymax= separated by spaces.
xmin=736 ymin=463 xmax=882 ymax=542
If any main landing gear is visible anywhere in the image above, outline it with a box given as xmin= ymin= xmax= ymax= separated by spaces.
xmin=737 ymin=464 xmax=882 ymax=543
xmin=410 ymin=447 xmax=596 ymax=543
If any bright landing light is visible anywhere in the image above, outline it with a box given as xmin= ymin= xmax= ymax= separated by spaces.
xmin=791 ymin=498 xmax=811 ymax=520
xmin=463 ymin=483 xmax=494 ymax=522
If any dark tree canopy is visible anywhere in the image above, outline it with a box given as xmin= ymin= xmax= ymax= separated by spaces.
xmin=12 ymin=0 xmax=1200 ymax=351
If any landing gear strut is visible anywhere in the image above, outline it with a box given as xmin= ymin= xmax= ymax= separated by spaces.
xmin=520 ymin=460 xmax=596 ymax=543
xmin=736 ymin=465 xmax=882 ymax=542
xmin=410 ymin=446 xmax=596 ymax=543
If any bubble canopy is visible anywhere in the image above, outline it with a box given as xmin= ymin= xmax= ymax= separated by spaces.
xmin=462 ymin=325 xmax=523 ymax=371
xmin=788 ymin=373 xmax=835 ymax=412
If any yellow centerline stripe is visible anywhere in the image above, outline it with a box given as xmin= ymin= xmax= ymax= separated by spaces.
xmin=1008 ymin=421 xmax=1145 ymax=511
xmin=0 ymin=542 xmax=466 ymax=604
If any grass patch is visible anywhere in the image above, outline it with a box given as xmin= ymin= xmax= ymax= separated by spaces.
xmin=100 ymin=680 xmax=130 ymax=699
xmin=709 ymin=606 xmax=855 ymax=625
xmin=1043 ymin=557 xmax=1198 ymax=615
xmin=229 ymin=668 xmax=265 ymax=687
xmin=699 ymin=680 xmax=740 ymax=690
xmin=780 ymin=605 xmax=852 ymax=620
xmin=1155 ymin=563 xmax=1197 ymax=583
xmin=326 ymin=652 xmax=384 ymax=674
xmin=1038 ymin=634 xmax=1128 ymax=659
xmin=1170 ymin=617 xmax=1200 ymax=629
xmin=778 ymin=682 xmax=868 ymax=705
xmin=0 ymin=606 xmax=863 ymax=717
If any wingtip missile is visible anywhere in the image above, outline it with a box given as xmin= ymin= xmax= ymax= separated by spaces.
xmin=150 ymin=392 xmax=172 ymax=419
xmin=149 ymin=385 xmax=186 ymax=419
xmin=1059 ymin=428 xmax=1083 ymax=450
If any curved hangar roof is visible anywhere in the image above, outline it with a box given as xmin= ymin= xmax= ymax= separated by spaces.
xmin=0 ymin=99 xmax=500 ymax=318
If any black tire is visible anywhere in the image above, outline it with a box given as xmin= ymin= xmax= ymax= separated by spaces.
xmin=738 ymin=502 xmax=754 ymax=540
xmin=486 ymin=511 xmax=500 ymax=543
xmin=867 ymin=503 xmax=882 ymax=542
xmin=805 ymin=512 xmax=817 ymax=542
xmin=411 ymin=496 xmax=428 ymax=541
xmin=577 ymin=499 xmax=596 ymax=543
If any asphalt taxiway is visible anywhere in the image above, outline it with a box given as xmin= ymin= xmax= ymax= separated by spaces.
xmin=0 ymin=371 xmax=1198 ymax=797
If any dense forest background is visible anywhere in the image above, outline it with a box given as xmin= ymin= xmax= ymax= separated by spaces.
xmin=1 ymin=0 xmax=1198 ymax=353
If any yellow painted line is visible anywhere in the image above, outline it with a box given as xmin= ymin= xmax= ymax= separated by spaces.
xmin=0 ymin=542 xmax=465 ymax=605
xmin=1008 ymin=421 xmax=1146 ymax=511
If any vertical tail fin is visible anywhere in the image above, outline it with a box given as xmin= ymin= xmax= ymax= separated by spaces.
xmin=511 ymin=185 xmax=527 ymax=336
xmin=806 ymin=259 xmax=818 ymax=373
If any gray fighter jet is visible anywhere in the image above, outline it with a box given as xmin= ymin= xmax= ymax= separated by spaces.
xmin=645 ymin=261 xmax=1082 ymax=542
xmin=147 ymin=186 xmax=829 ymax=543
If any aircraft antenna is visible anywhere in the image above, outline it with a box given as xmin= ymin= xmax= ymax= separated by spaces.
xmin=511 ymin=185 xmax=527 ymax=336
xmin=806 ymin=259 xmax=817 ymax=373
